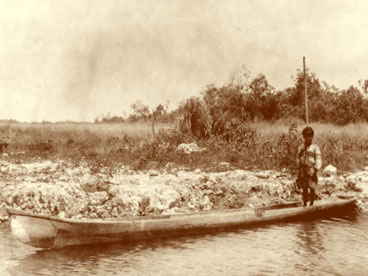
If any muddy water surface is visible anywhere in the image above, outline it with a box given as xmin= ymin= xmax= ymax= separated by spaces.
xmin=1 ymin=213 xmax=368 ymax=276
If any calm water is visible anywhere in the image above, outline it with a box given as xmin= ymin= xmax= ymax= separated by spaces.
xmin=1 ymin=212 xmax=368 ymax=276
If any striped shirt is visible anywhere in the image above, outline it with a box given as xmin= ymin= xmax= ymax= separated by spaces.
xmin=297 ymin=143 xmax=322 ymax=170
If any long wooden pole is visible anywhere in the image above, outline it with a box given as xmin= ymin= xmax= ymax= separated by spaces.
xmin=303 ymin=56 xmax=309 ymax=124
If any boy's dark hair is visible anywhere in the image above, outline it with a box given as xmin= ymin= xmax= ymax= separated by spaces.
xmin=302 ymin=126 xmax=314 ymax=137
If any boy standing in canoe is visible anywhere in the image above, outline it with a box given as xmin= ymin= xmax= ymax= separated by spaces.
xmin=297 ymin=126 xmax=322 ymax=207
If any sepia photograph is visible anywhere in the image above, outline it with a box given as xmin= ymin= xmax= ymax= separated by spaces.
xmin=1 ymin=0 xmax=368 ymax=275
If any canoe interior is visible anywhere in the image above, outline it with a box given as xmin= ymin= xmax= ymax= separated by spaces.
xmin=6 ymin=200 xmax=309 ymax=224
xmin=8 ymin=198 xmax=358 ymax=249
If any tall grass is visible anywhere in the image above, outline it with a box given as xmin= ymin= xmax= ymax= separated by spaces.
xmin=0 ymin=122 xmax=174 ymax=168
xmin=249 ymin=121 xmax=368 ymax=172
xmin=0 ymin=122 xmax=172 ymax=143
xmin=1 ymin=121 xmax=368 ymax=172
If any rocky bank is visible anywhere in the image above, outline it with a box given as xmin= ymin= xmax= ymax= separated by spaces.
xmin=1 ymin=160 xmax=368 ymax=222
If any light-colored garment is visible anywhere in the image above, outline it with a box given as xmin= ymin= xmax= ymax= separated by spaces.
xmin=297 ymin=142 xmax=322 ymax=204
xmin=297 ymin=143 xmax=322 ymax=171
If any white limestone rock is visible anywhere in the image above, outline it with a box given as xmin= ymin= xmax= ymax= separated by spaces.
xmin=322 ymin=164 xmax=337 ymax=177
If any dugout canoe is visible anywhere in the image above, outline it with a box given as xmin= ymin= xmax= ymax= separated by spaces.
xmin=8 ymin=197 xmax=357 ymax=249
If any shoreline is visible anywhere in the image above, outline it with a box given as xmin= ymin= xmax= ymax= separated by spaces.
xmin=1 ymin=159 xmax=368 ymax=223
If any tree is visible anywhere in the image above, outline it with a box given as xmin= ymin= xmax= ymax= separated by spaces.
xmin=245 ymin=74 xmax=275 ymax=121
xmin=278 ymin=68 xmax=324 ymax=121
xmin=358 ymin=79 xmax=368 ymax=95
xmin=130 ymin=100 xmax=150 ymax=121
xmin=202 ymin=84 xmax=245 ymax=135
xmin=153 ymin=104 xmax=165 ymax=118
xmin=178 ymin=97 xmax=211 ymax=138
xmin=332 ymin=86 xmax=364 ymax=125
xmin=228 ymin=64 xmax=251 ymax=92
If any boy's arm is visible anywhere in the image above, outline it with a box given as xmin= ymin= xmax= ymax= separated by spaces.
xmin=296 ymin=145 xmax=302 ymax=178
xmin=314 ymin=145 xmax=322 ymax=170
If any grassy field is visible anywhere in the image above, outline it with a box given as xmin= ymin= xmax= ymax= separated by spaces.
xmin=0 ymin=121 xmax=171 ymax=142
xmin=0 ymin=121 xmax=173 ymax=169
xmin=1 ymin=121 xmax=368 ymax=173
xmin=247 ymin=121 xmax=368 ymax=172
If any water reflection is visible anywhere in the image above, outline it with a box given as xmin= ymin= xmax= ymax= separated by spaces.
xmin=2 ymin=212 xmax=368 ymax=276
xmin=7 ymin=235 xmax=199 ymax=275
xmin=292 ymin=213 xmax=362 ymax=275
xmin=297 ymin=222 xmax=325 ymax=255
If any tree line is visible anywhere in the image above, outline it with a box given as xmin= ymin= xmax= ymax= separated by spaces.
xmin=95 ymin=67 xmax=368 ymax=132
xmin=94 ymin=100 xmax=176 ymax=124
xmin=178 ymin=68 xmax=368 ymax=138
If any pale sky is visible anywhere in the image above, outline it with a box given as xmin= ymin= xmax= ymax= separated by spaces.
xmin=1 ymin=0 xmax=368 ymax=122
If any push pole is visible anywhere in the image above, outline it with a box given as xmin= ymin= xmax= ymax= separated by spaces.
xmin=303 ymin=56 xmax=309 ymax=124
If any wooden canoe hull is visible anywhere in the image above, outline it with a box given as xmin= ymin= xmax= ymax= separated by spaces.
xmin=8 ymin=198 xmax=357 ymax=248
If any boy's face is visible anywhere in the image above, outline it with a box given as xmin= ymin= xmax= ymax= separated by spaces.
xmin=303 ymin=135 xmax=313 ymax=146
